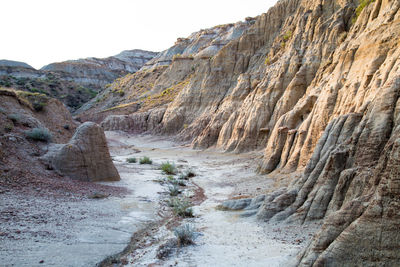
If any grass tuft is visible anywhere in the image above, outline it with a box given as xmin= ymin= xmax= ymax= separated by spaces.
xmin=179 ymin=169 xmax=196 ymax=180
xmin=139 ymin=156 xmax=152 ymax=164
xmin=126 ymin=157 xmax=137 ymax=163
xmin=168 ymin=198 xmax=193 ymax=217
xmin=25 ymin=127 xmax=52 ymax=142
xmin=174 ymin=224 xmax=195 ymax=246
xmin=160 ymin=161 xmax=177 ymax=175
xmin=167 ymin=184 xmax=181 ymax=196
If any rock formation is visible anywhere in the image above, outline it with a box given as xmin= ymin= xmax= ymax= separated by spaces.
xmin=77 ymin=20 xmax=256 ymax=121
xmin=45 ymin=122 xmax=120 ymax=182
xmin=79 ymin=0 xmax=400 ymax=264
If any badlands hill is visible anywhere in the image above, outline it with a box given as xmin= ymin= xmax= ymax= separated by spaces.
xmin=41 ymin=49 xmax=158 ymax=89
xmin=80 ymin=0 xmax=400 ymax=265
xmin=0 ymin=50 xmax=157 ymax=111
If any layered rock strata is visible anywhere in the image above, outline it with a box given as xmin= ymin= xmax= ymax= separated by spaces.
xmin=81 ymin=0 xmax=400 ymax=264
xmin=45 ymin=122 xmax=120 ymax=182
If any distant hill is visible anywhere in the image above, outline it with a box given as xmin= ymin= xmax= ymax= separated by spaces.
xmin=41 ymin=49 xmax=159 ymax=89
xmin=0 ymin=49 xmax=158 ymax=111
xmin=0 ymin=59 xmax=34 ymax=69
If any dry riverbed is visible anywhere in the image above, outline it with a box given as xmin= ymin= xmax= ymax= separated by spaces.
xmin=0 ymin=131 xmax=318 ymax=266
xmin=104 ymin=132 xmax=318 ymax=266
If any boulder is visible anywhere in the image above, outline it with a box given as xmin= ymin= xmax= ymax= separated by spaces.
xmin=45 ymin=122 xmax=120 ymax=182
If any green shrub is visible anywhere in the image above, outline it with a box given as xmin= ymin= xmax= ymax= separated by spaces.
xmin=160 ymin=161 xmax=177 ymax=175
xmin=126 ymin=157 xmax=137 ymax=163
xmin=168 ymin=184 xmax=181 ymax=196
xmin=283 ymin=30 xmax=292 ymax=41
xmin=168 ymin=198 xmax=193 ymax=217
xmin=174 ymin=224 xmax=195 ymax=246
xmin=4 ymin=124 xmax=13 ymax=132
xmin=15 ymin=91 xmax=48 ymax=112
xmin=7 ymin=113 xmax=21 ymax=123
xmin=25 ymin=127 xmax=52 ymax=142
xmin=264 ymin=57 xmax=270 ymax=66
xmin=33 ymin=102 xmax=46 ymax=111
xmin=139 ymin=156 xmax=152 ymax=164
xmin=352 ymin=0 xmax=375 ymax=24
xmin=177 ymin=179 xmax=186 ymax=186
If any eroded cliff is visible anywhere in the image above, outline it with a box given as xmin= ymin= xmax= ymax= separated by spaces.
xmin=81 ymin=0 xmax=400 ymax=265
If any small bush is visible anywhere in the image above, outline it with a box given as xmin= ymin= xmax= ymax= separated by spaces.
xmin=264 ymin=56 xmax=270 ymax=66
xmin=139 ymin=156 xmax=152 ymax=164
xmin=168 ymin=198 xmax=193 ymax=217
xmin=7 ymin=113 xmax=21 ymax=123
xmin=179 ymin=169 xmax=196 ymax=180
xmin=283 ymin=30 xmax=292 ymax=41
xmin=168 ymin=184 xmax=181 ymax=196
xmin=25 ymin=127 xmax=52 ymax=142
xmin=4 ymin=124 xmax=13 ymax=132
xmin=174 ymin=224 xmax=195 ymax=246
xmin=33 ymin=102 xmax=46 ymax=111
xmin=126 ymin=157 xmax=137 ymax=163
xmin=15 ymin=91 xmax=48 ymax=112
xmin=352 ymin=0 xmax=376 ymax=24
xmin=160 ymin=161 xmax=177 ymax=175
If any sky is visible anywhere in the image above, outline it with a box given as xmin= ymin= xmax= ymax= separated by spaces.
xmin=0 ymin=0 xmax=278 ymax=69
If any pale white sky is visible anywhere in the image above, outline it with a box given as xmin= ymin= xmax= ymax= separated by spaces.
xmin=0 ymin=0 xmax=277 ymax=69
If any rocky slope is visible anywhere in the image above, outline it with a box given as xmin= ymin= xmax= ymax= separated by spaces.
xmin=0 ymin=69 xmax=97 ymax=111
xmin=0 ymin=50 xmax=157 ymax=111
xmin=77 ymin=19 xmax=256 ymax=119
xmin=41 ymin=49 xmax=158 ymax=89
xmin=80 ymin=0 xmax=400 ymax=265
xmin=0 ymin=87 xmax=122 ymax=195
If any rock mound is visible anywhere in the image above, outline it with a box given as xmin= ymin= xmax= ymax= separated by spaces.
xmin=46 ymin=122 xmax=120 ymax=182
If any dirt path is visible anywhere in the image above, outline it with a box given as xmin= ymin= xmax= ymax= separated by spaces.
xmin=105 ymin=132 xmax=318 ymax=267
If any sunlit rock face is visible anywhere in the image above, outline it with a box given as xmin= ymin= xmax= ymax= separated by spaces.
xmin=81 ymin=0 xmax=400 ymax=264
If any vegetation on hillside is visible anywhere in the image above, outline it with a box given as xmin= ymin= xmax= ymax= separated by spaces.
xmin=0 ymin=74 xmax=97 ymax=110
xmin=352 ymin=0 xmax=376 ymax=23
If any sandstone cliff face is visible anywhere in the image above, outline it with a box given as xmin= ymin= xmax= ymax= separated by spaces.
xmin=143 ymin=20 xmax=254 ymax=69
xmin=82 ymin=0 xmax=400 ymax=264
